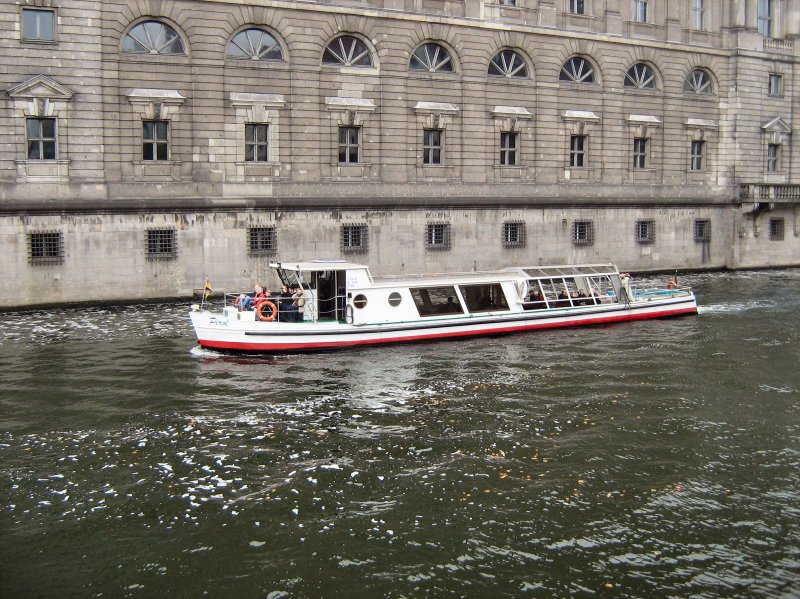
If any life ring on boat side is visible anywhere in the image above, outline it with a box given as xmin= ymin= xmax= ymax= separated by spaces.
xmin=345 ymin=304 xmax=354 ymax=325
xmin=256 ymin=301 xmax=278 ymax=322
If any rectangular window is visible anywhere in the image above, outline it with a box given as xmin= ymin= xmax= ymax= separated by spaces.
xmin=423 ymin=129 xmax=443 ymax=165
xmin=570 ymin=135 xmax=586 ymax=167
xmin=768 ymin=74 xmax=783 ymax=96
xmin=248 ymin=226 xmax=277 ymax=256
xmin=769 ymin=218 xmax=785 ymax=241
xmin=500 ymin=132 xmax=518 ymax=166
xmin=569 ymin=0 xmax=585 ymax=15
xmin=635 ymin=219 xmax=655 ymax=244
xmin=29 ymin=232 xmax=63 ymax=265
xmin=410 ymin=286 xmax=463 ymax=317
xmin=26 ymin=118 xmax=57 ymax=160
xmin=502 ymin=221 xmax=526 ymax=248
xmin=758 ymin=0 xmax=773 ymax=37
xmin=143 ymin=121 xmax=169 ymax=161
xmin=146 ymin=228 xmax=176 ymax=260
xmin=691 ymin=0 xmax=705 ymax=30
xmin=633 ymin=138 xmax=648 ymax=169
xmin=22 ymin=8 xmax=55 ymax=42
xmin=342 ymin=224 xmax=368 ymax=253
xmin=634 ymin=0 xmax=648 ymax=23
xmin=767 ymin=144 xmax=780 ymax=172
xmin=693 ymin=219 xmax=711 ymax=241
xmin=690 ymin=140 xmax=705 ymax=171
xmin=572 ymin=220 xmax=593 ymax=246
xmin=459 ymin=284 xmax=510 ymax=313
xmin=338 ymin=126 xmax=360 ymax=164
xmin=245 ymin=124 xmax=269 ymax=162
xmin=499 ymin=0 xmax=517 ymax=5
xmin=426 ymin=223 xmax=451 ymax=251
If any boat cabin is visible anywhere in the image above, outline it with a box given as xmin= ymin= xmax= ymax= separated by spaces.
xmin=267 ymin=261 xmax=629 ymax=325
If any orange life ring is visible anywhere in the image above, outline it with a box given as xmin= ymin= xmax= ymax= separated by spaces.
xmin=256 ymin=301 xmax=277 ymax=322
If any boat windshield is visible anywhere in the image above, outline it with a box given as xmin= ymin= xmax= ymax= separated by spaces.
xmin=274 ymin=268 xmax=310 ymax=289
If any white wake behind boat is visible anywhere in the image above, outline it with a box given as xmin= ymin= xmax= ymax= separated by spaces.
xmin=190 ymin=260 xmax=698 ymax=353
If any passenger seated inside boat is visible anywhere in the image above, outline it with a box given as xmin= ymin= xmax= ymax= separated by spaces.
xmin=557 ymin=289 xmax=570 ymax=307
xmin=236 ymin=284 xmax=266 ymax=311
xmin=524 ymin=288 xmax=546 ymax=310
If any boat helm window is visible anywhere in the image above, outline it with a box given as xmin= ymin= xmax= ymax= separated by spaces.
xmin=459 ymin=284 xmax=509 ymax=313
xmin=410 ymin=286 xmax=464 ymax=317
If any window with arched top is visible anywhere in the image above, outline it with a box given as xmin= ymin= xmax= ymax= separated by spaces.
xmin=559 ymin=57 xmax=595 ymax=83
xmin=122 ymin=21 xmax=185 ymax=55
xmin=227 ymin=29 xmax=283 ymax=61
xmin=410 ymin=43 xmax=454 ymax=73
xmin=624 ymin=63 xmax=656 ymax=89
xmin=683 ymin=69 xmax=714 ymax=94
xmin=488 ymin=50 xmax=528 ymax=78
xmin=322 ymin=35 xmax=372 ymax=67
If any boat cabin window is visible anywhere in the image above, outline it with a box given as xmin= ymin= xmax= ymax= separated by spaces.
xmin=388 ymin=292 xmax=402 ymax=307
xmin=410 ymin=286 xmax=464 ymax=317
xmin=459 ymin=284 xmax=509 ymax=313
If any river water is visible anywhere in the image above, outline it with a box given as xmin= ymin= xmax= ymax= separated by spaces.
xmin=1 ymin=270 xmax=799 ymax=598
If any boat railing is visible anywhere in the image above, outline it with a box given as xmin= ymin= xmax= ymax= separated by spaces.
xmin=631 ymin=283 xmax=693 ymax=299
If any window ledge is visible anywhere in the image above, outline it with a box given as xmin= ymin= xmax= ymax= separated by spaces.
xmin=134 ymin=160 xmax=183 ymax=166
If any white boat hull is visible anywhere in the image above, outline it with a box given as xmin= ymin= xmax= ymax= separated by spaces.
xmin=190 ymin=295 xmax=697 ymax=353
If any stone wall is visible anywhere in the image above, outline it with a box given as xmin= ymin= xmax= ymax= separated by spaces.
xmin=0 ymin=0 xmax=798 ymax=307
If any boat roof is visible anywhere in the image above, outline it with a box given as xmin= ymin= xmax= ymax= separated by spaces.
xmin=269 ymin=260 xmax=368 ymax=272
xmin=269 ymin=261 xmax=620 ymax=284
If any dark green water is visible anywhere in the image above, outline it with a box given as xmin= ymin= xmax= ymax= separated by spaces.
xmin=1 ymin=270 xmax=799 ymax=598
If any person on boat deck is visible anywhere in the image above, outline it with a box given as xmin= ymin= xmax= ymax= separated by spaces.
xmin=275 ymin=284 xmax=291 ymax=321
xmin=577 ymin=289 xmax=589 ymax=305
xmin=237 ymin=284 xmax=266 ymax=311
xmin=285 ymin=284 xmax=307 ymax=322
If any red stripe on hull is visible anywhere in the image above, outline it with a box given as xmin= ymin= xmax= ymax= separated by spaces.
xmin=198 ymin=306 xmax=698 ymax=353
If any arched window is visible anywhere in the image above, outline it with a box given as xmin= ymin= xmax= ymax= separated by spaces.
xmin=123 ymin=21 xmax=185 ymax=55
xmin=410 ymin=43 xmax=454 ymax=73
xmin=322 ymin=35 xmax=372 ymax=67
xmin=683 ymin=69 xmax=713 ymax=94
xmin=488 ymin=50 xmax=528 ymax=78
xmin=227 ymin=29 xmax=283 ymax=61
xmin=624 ymin=63 xmax=656 ymax=89
xmin=559 ymin=57 xmax=595 ymax=83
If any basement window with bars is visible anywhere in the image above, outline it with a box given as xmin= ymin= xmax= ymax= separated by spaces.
xmin=248 ymin=226 xmax=277 ymax=256
xmin=426 ymin=222 xmax=451 ymax=251
xmin=29 ymin=231 xmax=63 ymax=265
xmin=635 ymin=219 xmax=655 ymax=244
xmin=572 ymin=220 xmax=594 ymax=246
xmin=693 ymin=219 xmax=711 ymax=241
xmin=769 ymin=217 xmax=785 ymax=241
xmin=146 ymin=228 xmax=176 ymax=260
xmin=341 ymin=224 xmax=368 ymax=253
xmin=502 ymin=221 xmax=526 ymax=248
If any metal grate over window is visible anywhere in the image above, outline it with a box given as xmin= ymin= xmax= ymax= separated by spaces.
xmin=635 ymin=219 xmax=655 ymax=244
xmin=341 ymin=224 xmax=368 ymax=253
xmin=769 ymin=217 xmax=785 ymax=241
xmin=29 ymin=231 xmax=63 ymax=265
xmin=248 ymin=226 xmax=277 ymax=256
xmin=502 ymin=221 xmax=526 ymax=248
xmin=146 ymin=228 xmax=176 ymax=260
xmin=572 ymin=220 xmax=594 ymax=246
xmin=693 ymin=219 xmax=711 ymax=242
xmin=426 ymin=222 xmax=451 ymax=251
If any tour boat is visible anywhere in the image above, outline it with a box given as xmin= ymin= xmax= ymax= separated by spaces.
xmin=189 ymin=260 xmax=698 ymax=353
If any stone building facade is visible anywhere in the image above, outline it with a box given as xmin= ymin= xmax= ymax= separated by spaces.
xmin=1 ymin=0 xmax=798 ymax=307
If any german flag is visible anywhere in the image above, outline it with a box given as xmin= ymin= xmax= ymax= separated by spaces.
xmin=203 ymin=278 xmax=212 ymax=299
